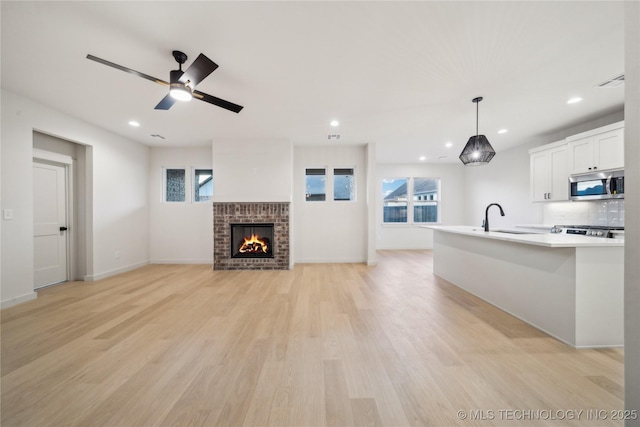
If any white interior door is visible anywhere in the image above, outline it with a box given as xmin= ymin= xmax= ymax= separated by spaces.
xmin=33 ymin=161 xmax=68 ymax=288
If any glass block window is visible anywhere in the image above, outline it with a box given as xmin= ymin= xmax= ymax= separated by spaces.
xmin=382 ymin=178 xmax=408 ymax=222
xmin=334 ymin=168 xmax=355 ymax=201
xmin=305 ymin=168 xmax=326 ymax=201
xmin=194 ymin=169 xmax=213 ymax=203
xmin=165 ymin=168 xmax=186 ymax=202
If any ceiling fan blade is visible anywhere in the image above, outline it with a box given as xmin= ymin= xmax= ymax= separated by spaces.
xmin=154 ymin=94 xmax=177 ymax=110
xmin=193 ymin=90 xmax=244 ymax=113
xmin=179 ymin=53 xmax=219 ymax=87
xmin=86 ymin=54 xmax=168 ymax=86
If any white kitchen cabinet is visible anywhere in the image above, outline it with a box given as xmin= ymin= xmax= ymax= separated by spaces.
xmin=567 ymin=123 xmax=624 ymax=174
xmin=529 ymin=141 xmax=568 ymax=202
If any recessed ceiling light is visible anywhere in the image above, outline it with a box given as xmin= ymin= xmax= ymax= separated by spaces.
xmin=498 ymin=129 xmax=508 ymax=134
xmin=128 ymin=120 xmax=140 ymax=127
xmin=445 ymin=142 xmax=453 ymax=148
xmin=567 ymin=97 xmax=583 ymax=104
xmin=330 ymin=120 xmax=340 ymax=127
xmin=419 ymin=156 xmax=426 ymax=161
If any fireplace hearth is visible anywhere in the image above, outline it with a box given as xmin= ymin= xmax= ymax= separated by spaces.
xmin=231 ymin=223 xmax=274 ymax=258
xmin=213 ymin=202 xmax=290 ymax=270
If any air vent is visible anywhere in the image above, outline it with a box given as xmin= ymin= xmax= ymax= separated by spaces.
xmin=596 ymin=74 xmax=625 ymax=88
xmin=327 ymin=134 xmax=341 ymax=140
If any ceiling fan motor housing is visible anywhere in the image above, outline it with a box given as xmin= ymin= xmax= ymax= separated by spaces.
xmin=170 ymin=69 xmax=184 ymax=85
xmin=169 ymin=69 xmax=192 ymax=101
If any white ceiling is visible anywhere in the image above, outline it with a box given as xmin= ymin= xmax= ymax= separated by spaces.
xmin=1 ymin=1 xmax=625 ymax=163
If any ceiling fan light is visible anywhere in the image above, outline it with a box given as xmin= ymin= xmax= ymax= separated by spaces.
xmin=169 ymin=82 xmax=192 ymax=102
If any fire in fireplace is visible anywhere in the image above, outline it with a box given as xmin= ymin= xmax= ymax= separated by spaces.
xmin=230 ymin=223 xmax=274 ymax=258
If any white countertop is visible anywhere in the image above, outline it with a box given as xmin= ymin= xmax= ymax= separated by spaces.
xmin=427 ymin=225 xmax=624 ymax=248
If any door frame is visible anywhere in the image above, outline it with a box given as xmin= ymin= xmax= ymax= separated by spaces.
xmin=33 ymin=149 xmax=74 ymax=286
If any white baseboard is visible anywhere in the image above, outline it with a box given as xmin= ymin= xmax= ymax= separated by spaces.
xmin=294 ymin=258 xmax=367 ymax=264
xmin=150 ymin=259 xmax=212 ymax=265
xmin=85 ymin=260 xmax=149 ymax=282
xmin=375 ymin=245 xmax=433 ymax=250
xmin=1 ymin=291 xmax=38 ymax=309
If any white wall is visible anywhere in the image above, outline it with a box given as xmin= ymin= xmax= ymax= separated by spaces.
xmin=294 ymin=145 xmax=368 ymax=263
xmin=624 ymin=1 xmax=640 ymax=420
xmin=1 ymin=90 xmax=150 ymax=307
xmin=376 ymin=163 xmax=466 ymax=249
xmin=149 ymin=147 xmax=213 ymax=263
xmin=211 ymin=139 xmax=293 ymax=202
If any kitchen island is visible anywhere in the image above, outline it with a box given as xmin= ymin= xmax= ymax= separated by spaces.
xmin=429 ymin=226 xmax=624 ymax=348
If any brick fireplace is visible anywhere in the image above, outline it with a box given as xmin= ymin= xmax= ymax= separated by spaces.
xmin=213 ymin=202 xmax=290 ymax=270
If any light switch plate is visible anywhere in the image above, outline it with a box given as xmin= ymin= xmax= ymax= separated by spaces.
xmin=3 ymin=209 xmax=14 ymax=220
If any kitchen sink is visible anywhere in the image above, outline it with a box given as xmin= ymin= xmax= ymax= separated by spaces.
xmin=469 ymin=228 xmax=538 ymax=234
xmin=492 ymin=229 xmax=538 ymax=235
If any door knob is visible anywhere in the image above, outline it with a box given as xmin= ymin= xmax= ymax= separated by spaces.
xmin=59 ymin=226 xmax=68 ymax=231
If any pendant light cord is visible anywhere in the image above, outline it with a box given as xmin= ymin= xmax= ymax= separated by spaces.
xmin=476 ymin=100 xmax=479 ymax=137
xmin=472 ymin=96 xmax=483 ymax=138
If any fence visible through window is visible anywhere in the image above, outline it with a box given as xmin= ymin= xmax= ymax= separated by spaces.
xmin=383 ymin=177 xmax=440 ymax=223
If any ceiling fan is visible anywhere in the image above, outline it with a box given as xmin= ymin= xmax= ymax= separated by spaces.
xmin=86 ymin=50 xmax=243 ymax=113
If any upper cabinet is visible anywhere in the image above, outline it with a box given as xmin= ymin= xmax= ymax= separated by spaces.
xmin=529 ymin=121 xmax=624 ymax=203
xmin=529 ymin=141 xmax=569 ymax=202
xmin=567 ymin=122 xmax=624 ymax=174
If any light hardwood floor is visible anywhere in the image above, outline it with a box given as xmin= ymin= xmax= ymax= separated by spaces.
xmin=1 ymin=250 xmax=624 ymax=426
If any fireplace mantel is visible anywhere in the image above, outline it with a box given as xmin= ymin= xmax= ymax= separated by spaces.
xmin=213 ymin=202 xmax=290 ymax=270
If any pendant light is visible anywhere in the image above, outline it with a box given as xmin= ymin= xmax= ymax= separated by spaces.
xmin=459 ymin=96 xmax=496 ymax=166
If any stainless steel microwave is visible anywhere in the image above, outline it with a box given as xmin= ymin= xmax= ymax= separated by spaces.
xmin=569 ymin=169 xmax=624 ymax=200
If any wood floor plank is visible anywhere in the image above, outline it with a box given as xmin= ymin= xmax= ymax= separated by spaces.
xmin=0 ymin=251 xmax=625 ymax=426
xmin=350 ymin=397 xmax=384 ymax=427
xmin=324 ymin=359 xmax=355 ymax=426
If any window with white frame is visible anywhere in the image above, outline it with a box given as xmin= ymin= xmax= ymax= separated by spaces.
xmin=305 ymin=168 xmax=326 ymax=201
xmin=193 ymin=168 xmax=213 ymax=202
xmin=165 ymin=168 xmax=186 ymax=202
xmin=412 ymin=178 xmax=439 ymax=223
xmin=382 ymin=178 xmax=408 ymax=222
xmin=382 ymin=177 xmax=440 ymax=223
xmin=333 ymin=168 xmax=355 ymax=201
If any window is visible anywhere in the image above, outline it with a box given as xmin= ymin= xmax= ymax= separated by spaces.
xmin=382 ymin=177 xmax=440 ymax=223
xmin=413 ymin=178 xmax=439 ymax=223
xmin=194 ymin=169 xmax=213 ymax=202
xmin=165 ymin=168 xmax=186 ymax=202
xmin=305 ymin=168 xmax=326 ymax=201
xmin=382 ymin=178 xmax=408 ymax=222
xmin=333 ymin=168 xmax=355 ymax=201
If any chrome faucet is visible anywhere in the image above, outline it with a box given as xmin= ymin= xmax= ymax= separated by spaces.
xmin=484 ymin=203 xmax=505 ymax=232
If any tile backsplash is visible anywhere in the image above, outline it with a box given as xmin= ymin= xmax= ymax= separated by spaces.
xmin=543 ymin=199 xmax=625 ymax=227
